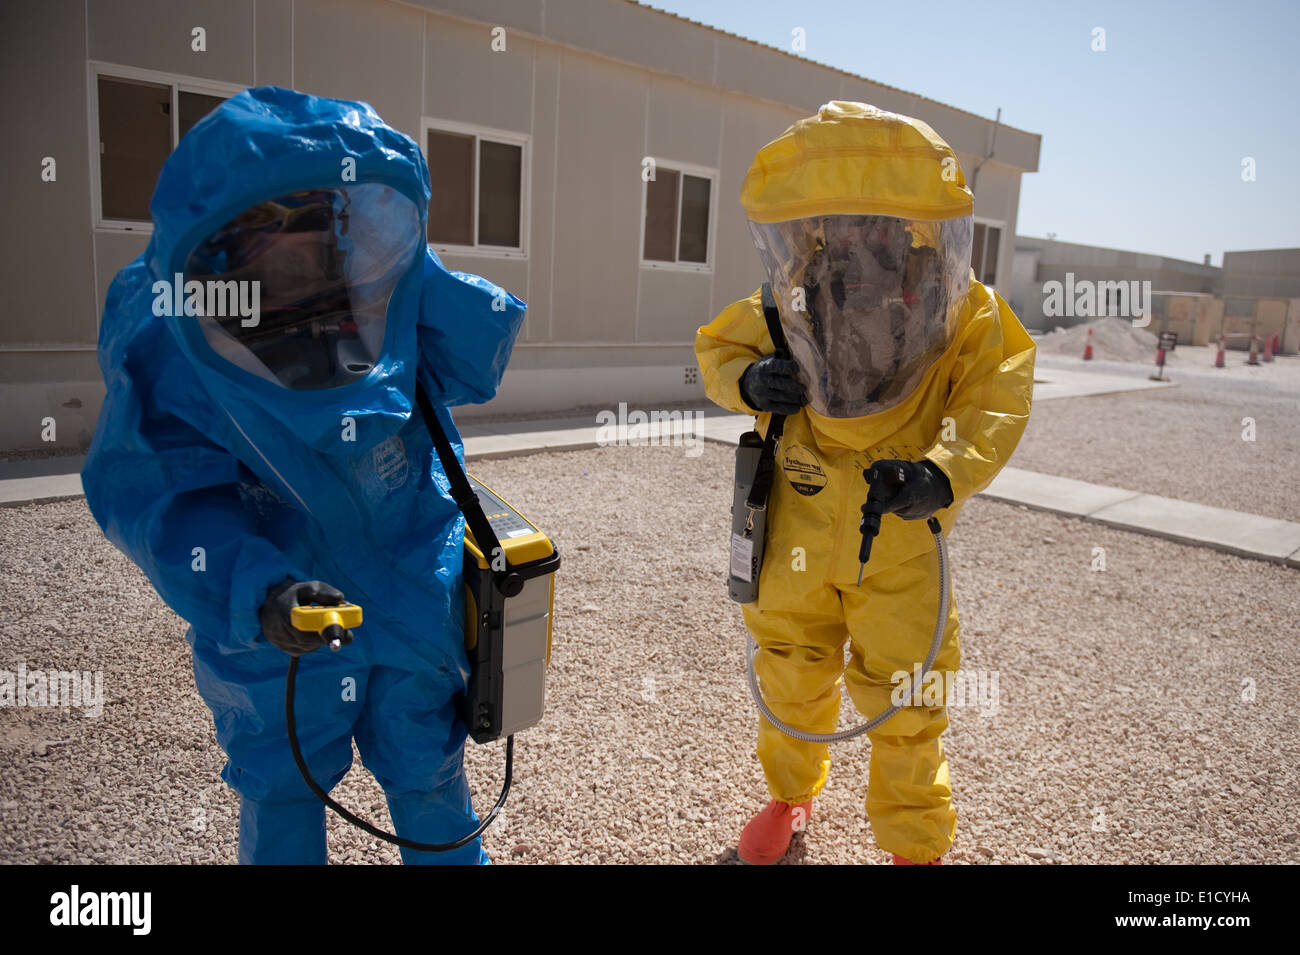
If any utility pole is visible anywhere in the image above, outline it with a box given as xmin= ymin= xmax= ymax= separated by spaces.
xmin=970 ymin=107 xmax=1002 ymax=196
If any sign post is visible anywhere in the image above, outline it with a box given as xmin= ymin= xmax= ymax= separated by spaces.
xmin=1150 ymin=331 xmax=1177 ymax=381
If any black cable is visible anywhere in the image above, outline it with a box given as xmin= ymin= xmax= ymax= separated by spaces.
xmin=285 ymin=655 xmax=512 ymax=853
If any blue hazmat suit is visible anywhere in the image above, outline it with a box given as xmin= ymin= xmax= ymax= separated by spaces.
xmin=82 ymin=87 xmax=526 ymax=864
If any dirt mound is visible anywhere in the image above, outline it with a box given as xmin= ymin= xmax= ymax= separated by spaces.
xmin=1035 ymin=316 xmax=1167 ymax=363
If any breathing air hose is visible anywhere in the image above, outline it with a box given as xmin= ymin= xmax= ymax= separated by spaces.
xmin=746 ymin=516 xmax=950 ymax=744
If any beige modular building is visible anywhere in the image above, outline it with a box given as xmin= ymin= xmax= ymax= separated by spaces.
xmin=1219 ymin=248 xmax=1300 ymax=352
xmin=1009 ymin=236 xmax=1222 ymax=332
xmin=0 ymin=0 xmax=1040 ymax=451
xmin=1218 ymin=296 xmax=1300 ymax=353
xmin=1149 ymin=292 xmax=1224 ymax=348
xmin=1010 ymin=238 xmax=1300 ymax=352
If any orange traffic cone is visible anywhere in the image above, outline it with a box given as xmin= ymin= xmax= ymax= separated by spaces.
xmin=1214 ymin=335 xmax=1226 ymax=368
xmin=1263 ymin=335 xmax=1275 ymax=362
xmin=1082 ymin=327 xmax=1094 ymax=361
xmin=1247 ymin=335 xmax=1260 ymax=365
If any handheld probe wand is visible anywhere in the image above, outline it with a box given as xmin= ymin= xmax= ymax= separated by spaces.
xmin=857 ymin=466 xmax=888 ymax=586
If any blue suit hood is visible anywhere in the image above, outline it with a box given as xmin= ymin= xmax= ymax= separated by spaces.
xmin=145 ymin=86 xmax=434 ymax=452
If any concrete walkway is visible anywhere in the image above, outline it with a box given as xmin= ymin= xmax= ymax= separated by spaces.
xmin=1028 ymin=361 xmax=1177 ymax=400
xmin=981 ymin=468 xmax=1300 ymax=567
xmin=0 ymin=455 xmax=88 ymax=507
xmin=458 ymin=409 xmax=748 ymax=458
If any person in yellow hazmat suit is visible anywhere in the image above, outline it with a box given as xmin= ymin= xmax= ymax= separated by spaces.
xmin=696 ymin=102 xmax=1035 ymax=865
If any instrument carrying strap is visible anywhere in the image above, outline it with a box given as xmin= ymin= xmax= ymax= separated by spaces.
xmin=415 ymin=381 xmax=512 ymax=587
xmin=744 ymin=284 xmax=793 ymax=516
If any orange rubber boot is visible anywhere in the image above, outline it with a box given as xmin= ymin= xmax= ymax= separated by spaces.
xmin=892 ymin=853 xmax=942 ymax=865
xmin=738 ymin=800 xmax=812 ymax=865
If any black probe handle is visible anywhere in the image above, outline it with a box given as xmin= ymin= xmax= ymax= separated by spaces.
xmin=859 ymin=500 xmax=882 ymax=564
xmin=859 ymin=466 xmax=890 ymax=565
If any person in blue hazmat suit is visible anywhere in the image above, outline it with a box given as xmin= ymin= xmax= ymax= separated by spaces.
xmin=81 ymin=87 xmax=525 ymax=864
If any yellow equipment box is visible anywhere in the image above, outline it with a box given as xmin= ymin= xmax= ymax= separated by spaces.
xmin=461 ymin=475 xmax=560 ymax=744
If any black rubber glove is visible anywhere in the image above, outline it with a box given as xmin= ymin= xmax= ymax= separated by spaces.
xmin=739 ymin=356 xmax=807 ymax=415
xmin=865 ymin=459 xmax=954 ymax=521
xmin=259 ymin=578 xmax=354 ymax=656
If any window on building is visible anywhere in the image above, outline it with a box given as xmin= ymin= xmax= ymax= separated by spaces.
xmin=642 ymin=163 xmax=713 ymax=267
xmin=95 ymin=74 xmax=232 ymax=225
xmin=426 ymin=130 xmax=475 ymax=247
xmin=178 ymin=91 xmax=227 ymax=140
xmin=424 ymin=123 xmax=527 ymax=253
xmin=972 ymin=222 xmax=1001 ymax=286
xmin=97 ymin=77 xmax=170 ymax=223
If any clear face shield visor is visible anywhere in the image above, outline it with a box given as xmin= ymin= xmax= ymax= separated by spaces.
xmin=749 ymin=213 xmax=974 ymax=419
xmin=184 ymin=183 xmax=422 ymax=391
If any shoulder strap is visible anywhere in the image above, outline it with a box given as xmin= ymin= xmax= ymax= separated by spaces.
xmin=415 ymin=382 xmax=520 ymax=596
xmin=745 ymin=284 xmax=790 ymax=513
xmin=761 ymin=283 xmax=791 ymax=359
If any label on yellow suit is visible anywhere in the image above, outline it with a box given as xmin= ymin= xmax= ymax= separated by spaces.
xmin=781 ymin=444 xmax=827 ymax=496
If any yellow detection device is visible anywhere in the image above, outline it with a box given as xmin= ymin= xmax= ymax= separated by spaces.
xmin=461 ymin=475 xmax=559 ymax=744
xmin=290 ymin=602 xmax=363 ymax=650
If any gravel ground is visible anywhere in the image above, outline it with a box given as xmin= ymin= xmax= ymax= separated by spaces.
xmin=1017 ymin=352 xmax=1300 ymax=522
xmin=2 ymin=442 xmax=1297 ymax=864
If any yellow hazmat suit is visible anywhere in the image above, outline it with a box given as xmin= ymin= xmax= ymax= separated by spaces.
xmin=696 ymin=103 xmax=1035 ymax=863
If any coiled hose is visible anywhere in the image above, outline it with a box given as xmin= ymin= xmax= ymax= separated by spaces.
xmin=745 ymin=517 xmax=950 ymax=743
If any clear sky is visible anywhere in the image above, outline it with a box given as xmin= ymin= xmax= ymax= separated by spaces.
xmin=644 ymin=0 xmax=1299 ymax=266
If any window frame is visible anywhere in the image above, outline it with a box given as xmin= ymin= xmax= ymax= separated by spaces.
xmin=972 ymin=216 xmax=1006 ymax=288
xmin=421 ymin=116 xmax=530 ymax=260
xmin=87 ymin=61 xmax=244 ymax=233
xmin=639 ymin=157 xmax=718 ymax=274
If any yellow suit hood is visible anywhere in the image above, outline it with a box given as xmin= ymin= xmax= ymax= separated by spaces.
xmin=740 ymin=101 xmax=974 ymax=224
